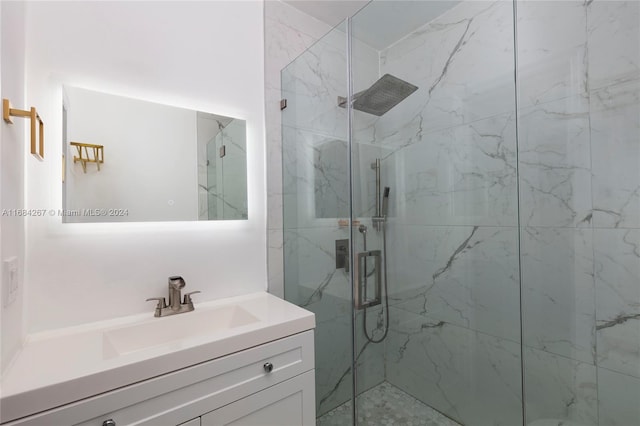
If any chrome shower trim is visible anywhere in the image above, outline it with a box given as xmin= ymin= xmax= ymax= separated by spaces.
xmin=337 ymin=73 xmax=418 ymax=116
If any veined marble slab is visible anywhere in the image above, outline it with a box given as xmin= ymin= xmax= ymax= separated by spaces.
xmin=591 ymin=81 xmax=640 ymax=229
xmin=587 ymin=0 xmax=640 ymax=91
xmin=517 ymin=95 xmax=592 ymax=228
xmin=594 ymin=228 xmax=640 ymax=379
xmin=523 ymin=347 xmax=598 ymax=426
xmin=598 ymin=366 xmax=640 ymax=426
xmin=516 ymin=0 xmax=588 ymax=107
xmin=387 ymin=225 xmax=520 ymax=343
xmin=377 ymin=1 xmax=516 ymax=146
xmin=521 ymin=227 xmax=596 ymax=365
xmin=385 ymin=307 xmax=523 ymax=426
xmin=387 ymin=113 xmax=517 ymax=227
xmin=283 ymin=227 xmax=351 ymax=323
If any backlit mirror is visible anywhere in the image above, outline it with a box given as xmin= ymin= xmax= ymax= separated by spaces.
xmin=62 ymin=86 xmax=247 ymax=223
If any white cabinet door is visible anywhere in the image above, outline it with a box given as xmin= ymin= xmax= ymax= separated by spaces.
xmin=178 ymin=418 xmax=201 ymax=426
xmin=201 ymin=371 xmax=315 ymax=426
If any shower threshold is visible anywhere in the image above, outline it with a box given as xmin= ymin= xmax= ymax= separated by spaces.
xmin=316 ymin=381 xmax=462 ymax=426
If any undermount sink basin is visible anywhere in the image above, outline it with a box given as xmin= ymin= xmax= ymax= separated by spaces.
xmin=103 ymin=305 xmax=259 ymax=358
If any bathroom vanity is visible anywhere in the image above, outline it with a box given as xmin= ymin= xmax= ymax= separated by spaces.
xmin=0 ymin=292 xmax=315 ymax=426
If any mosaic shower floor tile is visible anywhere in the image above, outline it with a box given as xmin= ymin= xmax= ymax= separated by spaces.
xmin=317 ymin=381 xmax=462 ymax=426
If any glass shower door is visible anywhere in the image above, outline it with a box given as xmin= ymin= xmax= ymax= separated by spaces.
xmin=348 ymin=2 xmax=523 ymax=425
xmin=280 ymin=21 xmax=355 ymax=425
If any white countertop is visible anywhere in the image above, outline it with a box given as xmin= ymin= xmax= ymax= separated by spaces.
xmin=0 ymin=292 xmax=315 ymax=424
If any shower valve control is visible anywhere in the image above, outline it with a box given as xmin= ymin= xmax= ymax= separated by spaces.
xmin=335 ymin=239 xmax=349 ymax=272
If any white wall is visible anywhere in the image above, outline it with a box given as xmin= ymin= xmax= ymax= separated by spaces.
xmin=65 ymin=86 xmax=198 ymax=222
xmin=0 ymin=1 xmax=26 ymax=374
xmin=23 ymin=1 xmax=266 ymax=331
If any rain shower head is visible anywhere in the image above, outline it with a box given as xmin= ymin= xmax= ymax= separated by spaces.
xmin=338 ymin=74 xmax=418 ymax=116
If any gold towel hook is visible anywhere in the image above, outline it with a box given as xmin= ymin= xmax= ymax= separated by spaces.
xmin=70 ymin=142 xmax=104 ymax=173
xmin=3 ymin=98 xmax=45 ymax=160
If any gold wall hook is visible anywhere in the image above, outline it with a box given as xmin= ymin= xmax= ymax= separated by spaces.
xmin=3 ymin=98 xmax=45 ymax=160
xmin=70 ymin=141 xmax=104 ymax=173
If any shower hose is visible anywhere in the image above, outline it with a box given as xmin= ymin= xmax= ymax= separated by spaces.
xmin=362 ymin=220 xmax=390 ymax=344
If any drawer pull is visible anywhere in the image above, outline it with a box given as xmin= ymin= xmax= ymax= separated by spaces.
xmin=102 ymin=420 xmax=116 ymax=426
xmin=263 ymin=362 xmax=274 ymax=373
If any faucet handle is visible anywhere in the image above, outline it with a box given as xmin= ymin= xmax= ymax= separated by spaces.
xmin=146 ymin=297 xmax=166 ymax=309
xmin=183 ymin=291 xmax=201 ymax=305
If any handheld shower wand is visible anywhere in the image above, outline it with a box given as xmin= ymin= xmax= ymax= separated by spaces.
xmin=381 ymin=187 xmax=390 ymax=219
xmin=373 ymin=186 xmax=390 ymax=229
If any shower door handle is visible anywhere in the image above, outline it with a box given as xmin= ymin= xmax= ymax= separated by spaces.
xmin=354 ymin=250 xmax=382 ymax=310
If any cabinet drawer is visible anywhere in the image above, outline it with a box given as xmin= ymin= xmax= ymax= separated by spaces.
xmin=5 ymin=331 xmax=314 ymax=426
xmin=201 ymin=370 xmax=315 ymax=426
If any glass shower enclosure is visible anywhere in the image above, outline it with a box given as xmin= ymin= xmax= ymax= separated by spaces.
xmin=281 ymin=1 xmax=639 ymax=425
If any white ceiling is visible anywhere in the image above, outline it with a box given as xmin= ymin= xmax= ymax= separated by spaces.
xmin=281 ymin=1 xmax=461 ymax=50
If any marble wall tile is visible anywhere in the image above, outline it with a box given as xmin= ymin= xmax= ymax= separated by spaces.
xmin=216 ymin=119 xmax=248 ymax=219
xmin=279 ymin=47 xmax=346 ymax=141
xmin=523 ymin=347 xmax=598 ymax=426
xmin=518 ymin=95 xmax=593 ymax=227
xmin=266 ymin=86 xmax=285 ymax=228
xmin=282 ymin=125 xmax=333 ymax=199
xmin=264 ymin=0 xmax=335 ymax=304
xmin=283 ymin=227 xmax=351 ymax=323
xmin=388 ymin=225 xmax=521 ymax=343
xmin=389 ymin=113 xmax=517 ymax=227
xmin=376 ymin=1 xmax=516 ymax=146
xmin=283 ymin=128 xmax=392 ymax=225
xmin=385 ymin=307 xmax=523 ymax=426
xmin=521 ymin=227 xmax=596 ymax=364
xmin=350 ymin=107 xmax=379 ymax=149
xmin=281 ymin=125 xmax=307 ymax=197
xmin=590 ymin=81 xmax=640 ymax=228
xmin=198 ymin=187 xmax=208 ymax=220
xmin=354 ymin=307 xmax=386 ymax=394
xmin=594 ymin=228 xmax=640 ymax=379
xmin=282 ymin=126 xmax=349 ymax=228
xmin=315 ymin=314 xmax=353 ymax=416
xmin=351 ymin=144 xmax=393 ymax=219
xmin=280 ymin=24 xmax=377 ymax=142
xmin=310 ymin=305 xmax=388 ymax=417
xmin=597 ymin=367 xmax=640 ymax=426
xmin=315 ymin=309 xmax=387 ymax=417
xmin=267 ymin=190 xmax=283 ymax=232
xmin=314 ymin=141 xmax=387 ymax=219
xmin=516 ymin=0 xmax=588 ymax=107
xmin=267 ymin=228 xmax=284 ymax=297
xmin=264 ymin=1 xmax=333 ymax=90
xmin=198 ymin=119 xmax=248 ymax=220
xmin=282 ymin=191 xmax=302 ymax=231
xmin=313 ymin=139 xmax=350 ymax=219
xmin=587 ymin=0 xmax=640 ymax=91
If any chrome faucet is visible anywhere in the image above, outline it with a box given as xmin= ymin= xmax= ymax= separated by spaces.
xmin=168 ymin=276 xmax=185 ymax=310
xmin=146 ymin=276 xmax=201 ymax=317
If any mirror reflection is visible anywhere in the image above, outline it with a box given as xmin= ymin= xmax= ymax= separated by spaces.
xmin=62 ymin=86 xmax=247 ymax=223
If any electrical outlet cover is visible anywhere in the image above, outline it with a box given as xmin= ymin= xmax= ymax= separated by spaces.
xmin=3 ymin=256 xmax=19 ymax=307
